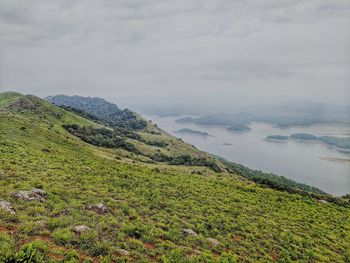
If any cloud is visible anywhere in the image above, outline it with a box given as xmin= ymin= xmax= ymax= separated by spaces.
xmin=1 ymin=0 xmax=349 ymax=45
xmin=0 ymin=0 xmax=349 ymax=109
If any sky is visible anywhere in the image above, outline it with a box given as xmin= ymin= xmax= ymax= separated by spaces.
xmin=0 ymin=0 xmax=349 ymax=113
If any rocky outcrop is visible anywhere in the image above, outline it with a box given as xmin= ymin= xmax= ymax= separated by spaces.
xmin=11 ymin=188 xmax=46 ymax=202
xmin=0 ymin=199 xmax=16 ymax=214
xmin=73 ymin=225 xmax=91 ymax=234
xmin=182 ymin=228 xmax=198 ymax=236
xmin=85 ymin=203 xmax=108 ymax=214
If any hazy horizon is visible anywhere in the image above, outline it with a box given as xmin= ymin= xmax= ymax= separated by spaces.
xmin=1 ymin=0 xmax=350 ymax=113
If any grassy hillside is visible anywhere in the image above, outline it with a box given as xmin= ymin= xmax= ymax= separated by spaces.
xmin=0 ymin=93 xmax=350 ymax=262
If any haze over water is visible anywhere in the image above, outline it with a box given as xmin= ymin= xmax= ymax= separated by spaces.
xmin=147 ymin=115 xmax=350 ymax=196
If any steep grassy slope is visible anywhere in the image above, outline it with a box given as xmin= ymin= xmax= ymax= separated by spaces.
xmin=0 ymin=93 xmax=350 ymax=262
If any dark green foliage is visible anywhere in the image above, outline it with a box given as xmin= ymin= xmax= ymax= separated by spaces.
xmin=169 ymin=155 xmax=221 ymax=172
xmin=47 ymin=95 xmax=147 ymax=130
xmin=222 ymin=159 xmax=326 ymax=195
xmin=63 ymin=124 xmax=140 ymax=153
xmin=59 ymin=105 xmax=101 ymax=122
xmin=141 ymin=139 xmax=168 ymax=147
xmin=149 ymin=154 xmax=221 ymax=172
xmin=60 ymin=105 xmax=168 ymax=148
xmin=149 ymin=153 xmax=173 ymax=162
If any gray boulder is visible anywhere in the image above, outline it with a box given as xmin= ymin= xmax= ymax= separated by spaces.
xmin=318 ymin=199 xmax=328 ymax=204
xmin=85 ymin=203 xmax=108 ymax=214
xmin=207 ymin=237 xmax=219 ymax=247
xmin=73 ymin=225 xmax=91 ymax=234
xmin=0 ymin=199 xmax=16 ymax=214
xmin=11 ymin=188 xmax=46 ymax=202
xmin=117 ymin=249 xmax=130 ymax=256
xmin=183 ymin=228 xmax=198 ymax=236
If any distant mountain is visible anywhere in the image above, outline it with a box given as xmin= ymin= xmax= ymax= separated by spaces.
xmin=176 ymin=101 xmax=350 ymax=129
xmin=46 ymin=95 xmax=147 ymax=130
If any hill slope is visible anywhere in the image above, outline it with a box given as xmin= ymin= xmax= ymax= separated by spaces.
xmin=0 ymin=92 xmax=349 ymax=262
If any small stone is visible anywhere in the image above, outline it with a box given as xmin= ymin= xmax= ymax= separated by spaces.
xmin=183 ymin=228 xmax=198 ymax=236
xmin=36 ymin=220 xmax=46 ymax=226
xmin=318 ymin=199 xmax=328 ymax=204
xmin=0 ymin=199 xmax=16 ymax=214
xmin=117 ymin=249 xmax=129 ymax=256
xmin=73 ymin=225 xmax=91 ymax=234
xmin=207 ymin=237 xmax=219 ymax=247
xmin=85 ymin=203 xmax=108 ymax=214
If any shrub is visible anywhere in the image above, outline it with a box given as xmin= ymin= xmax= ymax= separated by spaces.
xmin=51 ymin=228 xmax=74 ymax=245
xmin=16 ymin=241 xmax=49 ymax=263
xmin=62 ymin=124 xmax=140 ymax=153
xmin=0 ymin=233 xmax=15 ymax=262
xmin=63 ymin=250 xmax=80 ymax=263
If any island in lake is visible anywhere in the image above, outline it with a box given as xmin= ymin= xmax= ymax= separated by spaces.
xmin=265 ymin=135 xmax=288 ymax=142
xmin=175 ymin=128 xmax=211 ymax=136
xmin=228 ymin=124 xmax=251 ymax=132
xmin=290 ymin=133 xmax=318 ymax=141
xmin=265 ymin=133 xmax=350 ymax=153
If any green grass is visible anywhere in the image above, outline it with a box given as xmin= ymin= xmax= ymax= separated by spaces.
xmin=0 ymin=93 xmax=349 ymax=262
xmin=0 ymin=91 xmax=24 ymax=107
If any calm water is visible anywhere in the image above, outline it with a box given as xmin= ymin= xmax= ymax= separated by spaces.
xmin=146 ymin=115 xmax=350 ymax=196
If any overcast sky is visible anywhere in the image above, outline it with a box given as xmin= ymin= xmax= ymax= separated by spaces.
xmin=0 ymin=0 xmax=349 ymax=113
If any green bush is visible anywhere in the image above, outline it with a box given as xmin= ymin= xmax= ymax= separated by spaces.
xmin=0 ymin=233 xmax=15 ymax=262
xmin=51 ymin=228 xmax=74 ymax=245
xmin=62 ymin=124 xmax=140 ymax=153
xmin=16 ymin=241 xmax=48 ymax=263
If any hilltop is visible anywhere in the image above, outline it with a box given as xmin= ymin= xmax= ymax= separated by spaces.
xmin=0 ymin=92 xmax=349 ymax=262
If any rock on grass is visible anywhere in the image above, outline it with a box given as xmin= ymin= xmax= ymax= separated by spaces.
xmin=85 ymin=203 xmax=108 ymax=214
xmin=183 ymin=229 xmax=198 ymax=236
xmin=207 ymin=237 xmax=219 ymax=247
xmin=11 ymin=188 xmax=46 ymax=202
xmin=73 ymin=225 xmax=91 ymax=234
xmin=117 ymin=249 xmax=129 ymax=256
xmin=0 ymin=199 xmax=16 ymax=214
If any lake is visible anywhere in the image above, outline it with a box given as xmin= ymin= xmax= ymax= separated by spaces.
xmin=146 ymin=115 xmax=350 ymax=196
